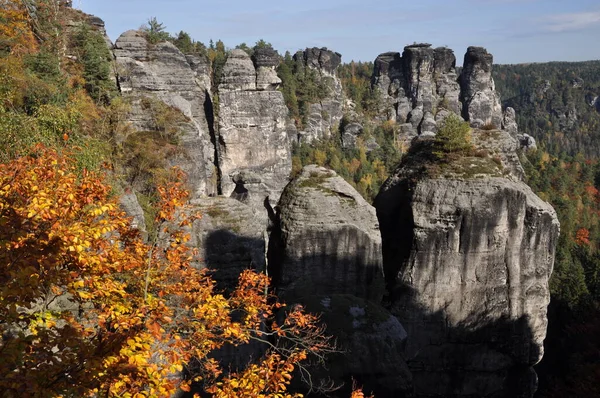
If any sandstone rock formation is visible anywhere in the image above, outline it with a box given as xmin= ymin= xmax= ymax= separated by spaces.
xmin=375 ymin=130 xmax=559 ymax=397
xmin=503 ymin=107 xmax=537 ymax=151
xmin=113 ymin=30 xmax=217 ymax=197
xmin=252 ymin=47 xmax=282 ymax=91
xmin=460 ymin=46 xmax=503 ymax=128
xmin=273 ymin=165 xmax=384 ymax=301
xmin=217 ymin=49 xmax=292 ymax=214
xmin=293 ymin=48 xmax=345 ymax=143
xmin=373 ymin=45 xmax=511 ymax=139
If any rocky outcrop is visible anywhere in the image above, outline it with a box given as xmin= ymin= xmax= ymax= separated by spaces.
xmin=114 ymin=30 xmax=217 ymax=197
xmin=460 ymin=46 xmax=503 ymax=128
xmin=273 ymin=165 xmax=384 ymax=301
xmin=503 ymin=107 xmax=537 ymax=151
xmin=217 ymin=49 xmax=293 ymax=214
xmin=372 ymin=44 xmax=462 ymax=138
xmin=252 ymin=47 xmax=282 ymax=91
xmin=373 ymin=45 xmax=514 ymax=139
xmin=375 ymin=133 xmax=559 ymax=397
xmin=293 ymin=48 xmax=345 ymax=143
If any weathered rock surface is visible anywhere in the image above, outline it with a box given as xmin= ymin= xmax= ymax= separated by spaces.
xmin=294 ymin=48 xmax=345 ymax=143
xmin=375 ymin=146 xmax=559 ymax=397
xmin=341 ymin=122 xmax=364 ymax=149
xmin=372 ymin=44 xmax=462 ymax=137
xmin=114 ymin=31 xmax=216 ymax=197
xmin=217 ymin=49 xmax=292 ymax=214
xmin=252 ymin=47 xmax=282 ymax=90
xmin=460 ymin=46 xmax=503 ymax=128
xmin=273 ymin=165 xmax=384 ymax=301
xmin=220 ymin=48 xmax=257 ymax=91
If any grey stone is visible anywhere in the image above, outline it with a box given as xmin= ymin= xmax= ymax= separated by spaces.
xmin=113 ymin=31 xmax=217 ymax=197
xmin=275 ymin=165 xmax=384 ymax=302
xmin=371 ymin=45 xmax=462 ymax=138
xmin=460 ymin=46 xmax=503 ymax=128
xmin=217 ymin=89 xmax=292 ymax=214
xmin=502 ymin=106 xmax=519 ymax=136
xmin=119 ymin=192 xmax=147 ymax=235
xmin=517 ymin=134 xmax=537 ymax=151
xmin=187 ymin=197 xmax=266 ymax=289
xmin=292 ymin=48 xmax=345 ymax=141
xmin=297 ymin=294 xmax=413 ymax=397
xmin=296 ymin=47 xmax=342 ymax=75
xmin=375 ymin=133 xmax=559 ymax=398
xmin=341 ymin=122 xmax=363 ymax=149
xmin=220 ymin=49 xmax=257 ymax=91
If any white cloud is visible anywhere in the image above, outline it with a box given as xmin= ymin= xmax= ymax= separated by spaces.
xmin=541 ymin=11 xmax=600 ymax=32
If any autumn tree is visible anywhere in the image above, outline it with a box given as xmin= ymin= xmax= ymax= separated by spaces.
xmin=0 ymin=146 xmax=334 ymax=397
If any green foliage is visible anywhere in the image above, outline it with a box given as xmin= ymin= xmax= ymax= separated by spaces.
xmin=337 ymin=61 xmax=381 ymax=117
xmin=432 ymin=114 xmax=473 ymax=159
xmin=171 ymin=30 xmax=207 ymax=57
xmin=72 ymin=24 xmax=116 ymax=104
xmin=144 ymin=17 xmax=171 ymax=44
xmin=523 ymin=148 xmax=600 ymax=306
xmin=494 ymin=61 xmax=600 ymax=158
xmin=292 ymin=120 xmax=402 ymax=202
xmin=277 ymin=52 xmax=331 ymax=129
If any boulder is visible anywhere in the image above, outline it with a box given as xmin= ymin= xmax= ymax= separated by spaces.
xmin=341 ymin=122 xmax=364 ymax=149
xmin=252 ymin=47 xmax=281 ymax=90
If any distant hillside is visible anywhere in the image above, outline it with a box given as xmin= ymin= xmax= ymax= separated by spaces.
xmin=493 ymin=61 xmax=600 ymax=157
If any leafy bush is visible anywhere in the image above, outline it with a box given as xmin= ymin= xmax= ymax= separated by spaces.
xmin=433 ymin=114 xmax=473 ymax=159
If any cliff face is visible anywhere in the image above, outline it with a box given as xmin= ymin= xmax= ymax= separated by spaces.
xmin=293 ymin=48 xmax=345 ymax=143
xmin=217 ymin=49 xmax=293 ymax=213
xmin=375 ymin=130 xmax=559 ymax=397
xmin=113 ymin=30 xmax=217 ymax=197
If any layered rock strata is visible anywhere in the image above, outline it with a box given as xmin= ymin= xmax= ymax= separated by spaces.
xmin=113 ymin=30 xmax=217 ymax=197
xmin=217 ymin=49 xmax=293 ymax=214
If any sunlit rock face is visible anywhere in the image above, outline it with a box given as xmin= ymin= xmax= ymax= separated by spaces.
xmin=293 ymin=47 xmax=345 ymax=143
xmin=371 ymin=44 xmax=462 ymax=138
xmin=113 ymin=30 xmax=217 ymax=198
xmin=216 ymin=49 xmax=292 ymax=215
xmin=460 ymin=46 xmax=503 ymax=129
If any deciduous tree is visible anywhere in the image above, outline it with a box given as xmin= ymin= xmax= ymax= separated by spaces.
xmin=0 ymin=146 xmax=333 ymax=397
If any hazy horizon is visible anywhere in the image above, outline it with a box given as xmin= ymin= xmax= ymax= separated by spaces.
xmin=76 ymin=0 xmax=600 ymax=65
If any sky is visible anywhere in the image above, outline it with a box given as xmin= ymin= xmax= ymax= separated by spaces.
xmin=76 ymin=0 xmax=600 ymax=65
